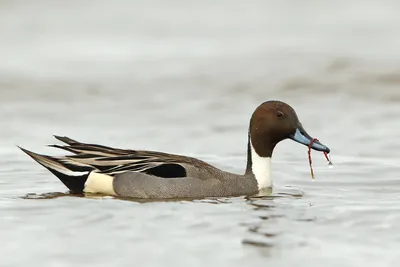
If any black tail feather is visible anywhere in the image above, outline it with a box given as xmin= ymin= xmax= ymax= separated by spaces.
xmin=46 ymin=168 xmax=89 ymax=194
xmin=19 ymin=146 xmax=89 ymax=193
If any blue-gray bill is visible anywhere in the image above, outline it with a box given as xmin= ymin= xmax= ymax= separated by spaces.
xmin=289 ymin=127 xmax=330 ymax=153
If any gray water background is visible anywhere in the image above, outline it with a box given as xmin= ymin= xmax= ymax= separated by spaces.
xmin=1 ymin=1 xmax=400 ymax=266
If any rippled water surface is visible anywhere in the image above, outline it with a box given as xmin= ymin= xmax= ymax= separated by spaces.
xmin=1 ymin=1 xmax=400 ymax=266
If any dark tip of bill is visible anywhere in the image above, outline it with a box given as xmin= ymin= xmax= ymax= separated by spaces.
xmin=313 ymin=140 xmax=330 ymax=153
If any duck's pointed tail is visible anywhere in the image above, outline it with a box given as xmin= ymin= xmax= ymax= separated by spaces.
xmin=18 ymin=147 xmax=91 ymax=193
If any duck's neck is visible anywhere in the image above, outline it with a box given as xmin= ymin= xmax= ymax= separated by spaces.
xmin=245 ymin=132 xmax=272 ymax=189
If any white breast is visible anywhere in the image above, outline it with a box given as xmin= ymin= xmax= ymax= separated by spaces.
xmin=250 ymin=141 xmax=272 ymax=189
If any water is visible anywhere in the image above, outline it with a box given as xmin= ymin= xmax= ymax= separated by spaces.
xmin=1 ymin=1 xmax=400 ymax=266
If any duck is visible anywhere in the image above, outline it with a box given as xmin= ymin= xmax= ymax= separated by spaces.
xmin=19 ymin=100 xmax=330 ymax=199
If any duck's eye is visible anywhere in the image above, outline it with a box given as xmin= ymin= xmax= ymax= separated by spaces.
xmin=276 ymin=111 xmax=284 ymax=118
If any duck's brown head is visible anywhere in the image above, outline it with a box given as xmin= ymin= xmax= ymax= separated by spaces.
xmin=248 ymin=100 xmax=330 ymax=158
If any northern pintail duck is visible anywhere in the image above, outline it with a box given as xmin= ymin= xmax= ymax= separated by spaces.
xmin=19 ymin=100 xmax=330 ymax=199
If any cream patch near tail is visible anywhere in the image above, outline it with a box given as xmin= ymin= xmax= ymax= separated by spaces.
xmin=84 ymin=172 xmax=117 ymax=196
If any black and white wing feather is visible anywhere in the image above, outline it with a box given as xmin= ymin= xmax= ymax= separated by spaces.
xmin=48 ymin=136 xmax=210 ymax=178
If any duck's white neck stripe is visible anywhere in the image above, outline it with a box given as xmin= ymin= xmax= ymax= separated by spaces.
xmin=250 ymin=141 xmax=272 ymax=189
